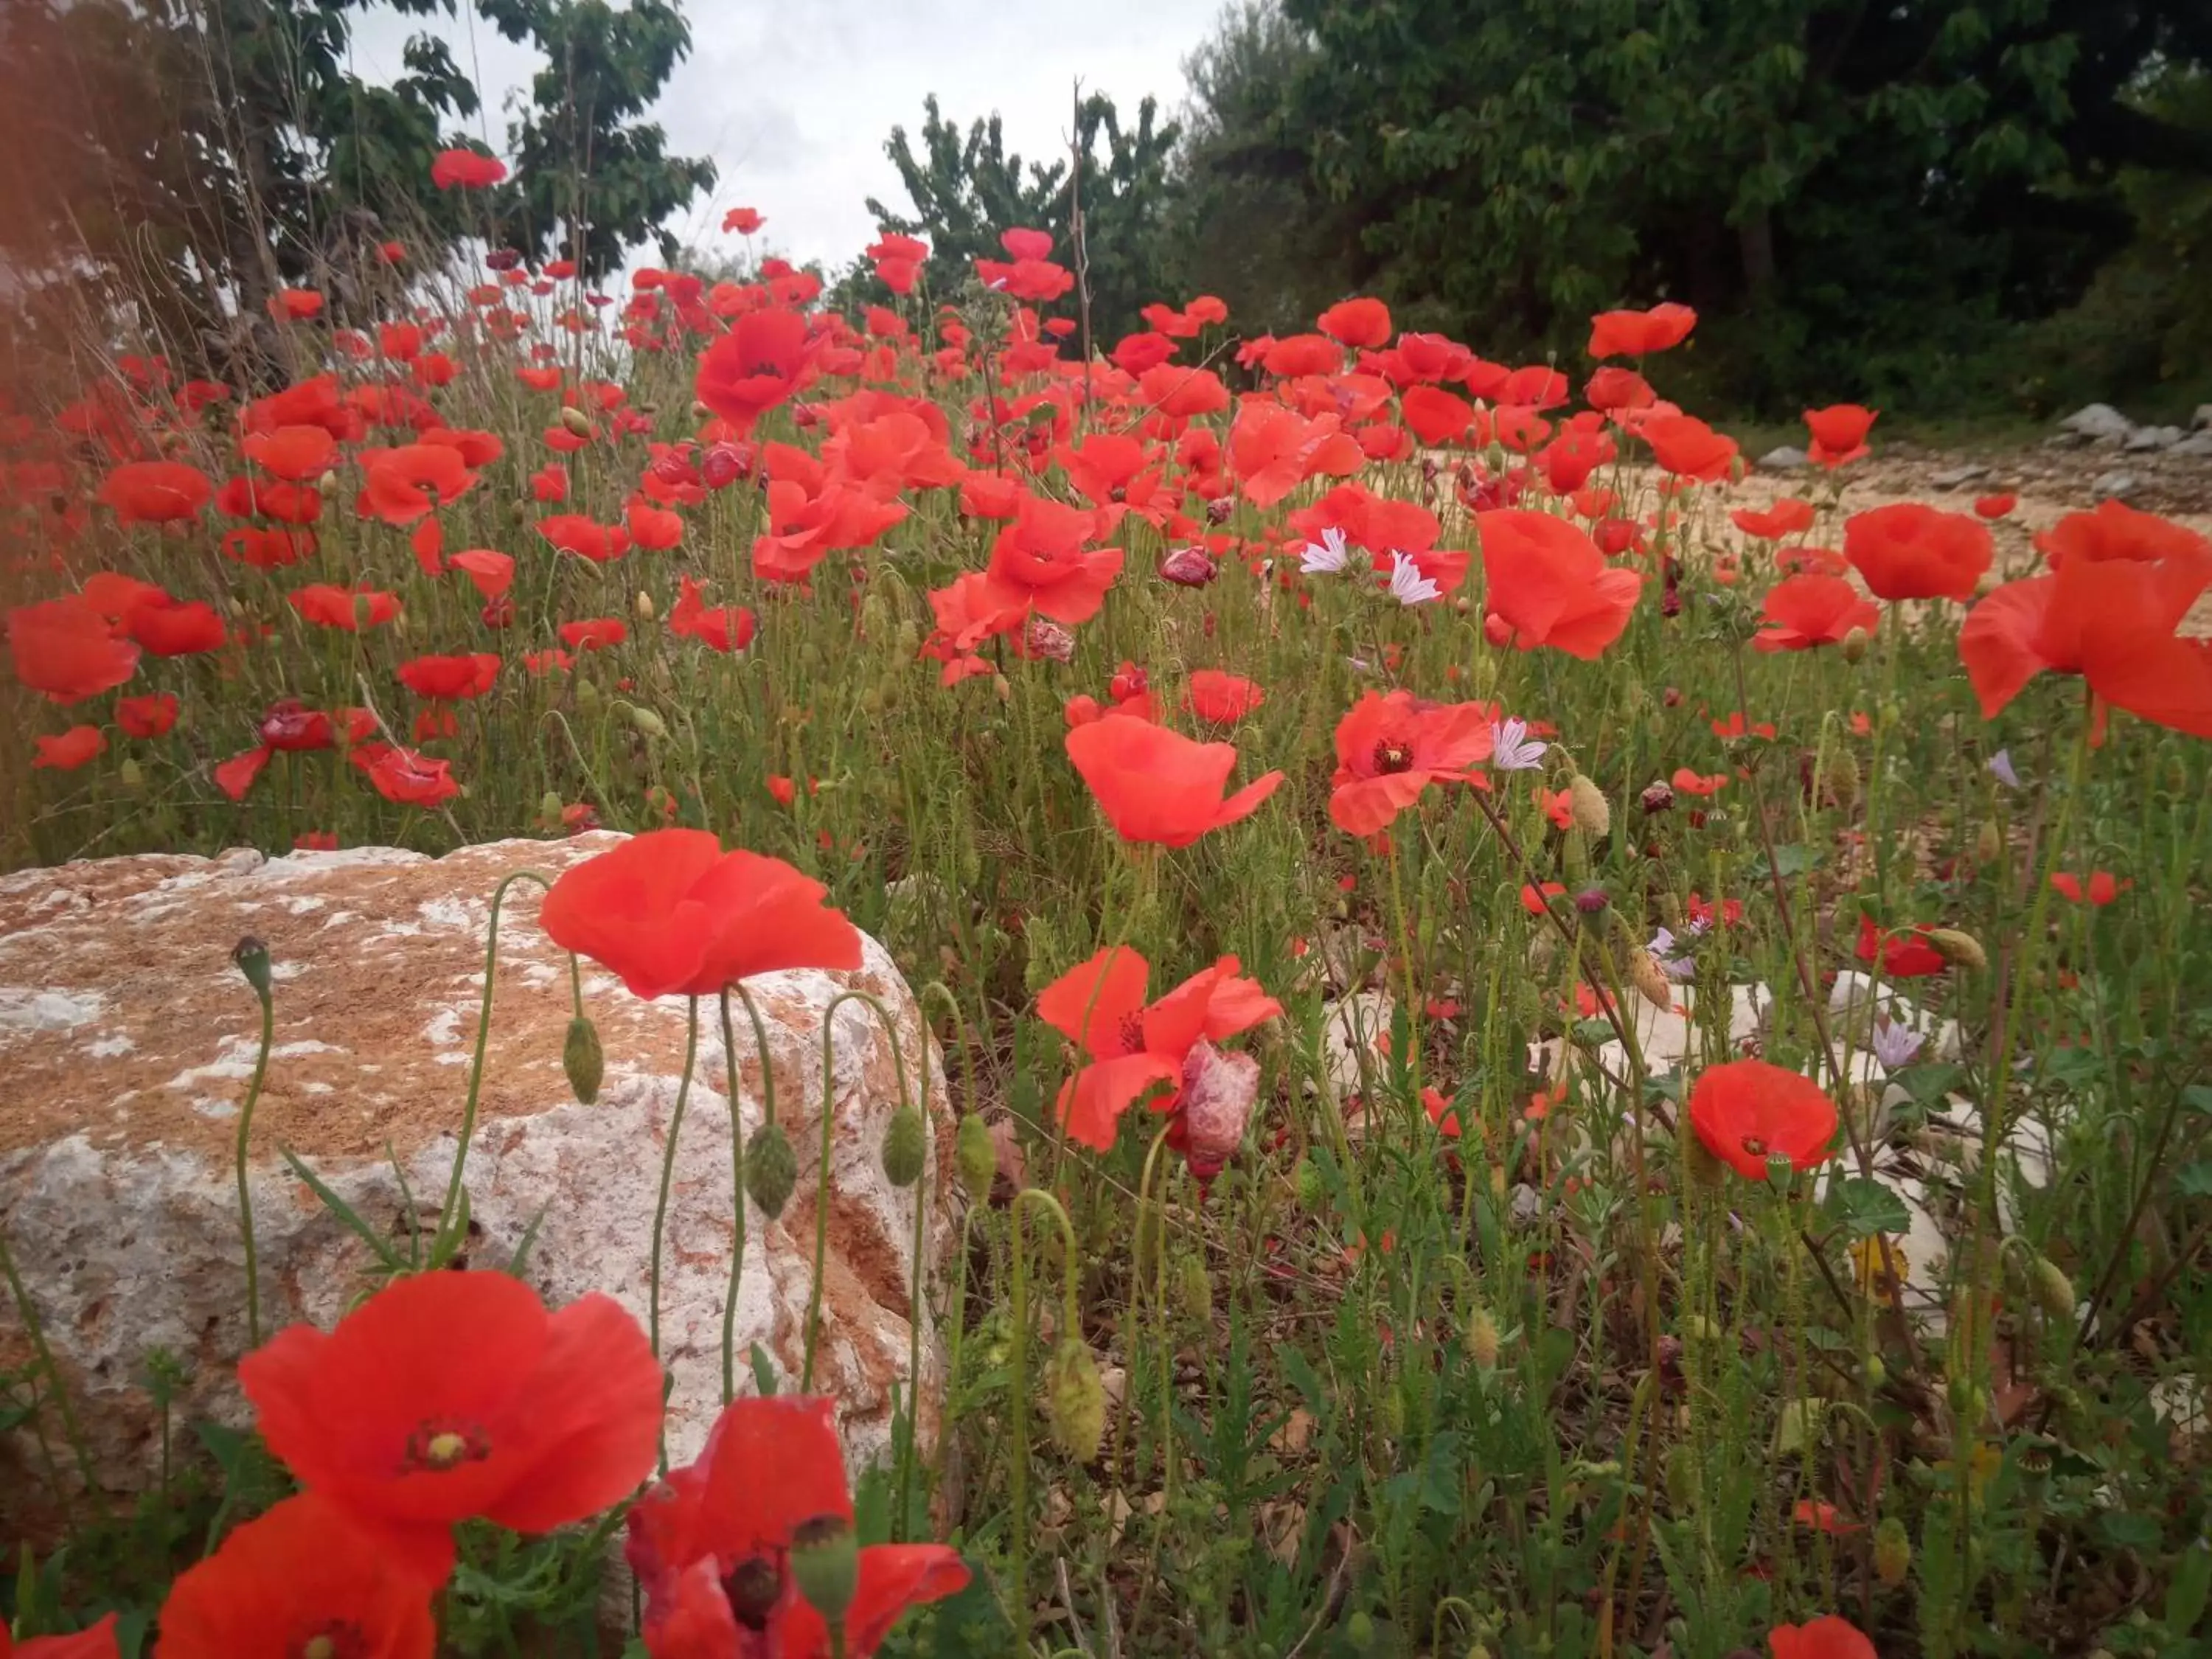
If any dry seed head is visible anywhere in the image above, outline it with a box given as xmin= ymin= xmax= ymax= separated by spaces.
xmin=1568 ymin=774 xmax=1610 ymax=837
xmin=1628 ymin=948 xmax=1674 ymax=1010
xmin=1464 ymin=1305 xmax=1500 ymax=1370
xmin=1924 ymin=927 xmax=1987 ymax=971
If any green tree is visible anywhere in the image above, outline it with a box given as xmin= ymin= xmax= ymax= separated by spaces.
xmin=865 ymin=91 xmax=1183 ymax=343
xmin=476 ymin=0 xmax=716 ymax=279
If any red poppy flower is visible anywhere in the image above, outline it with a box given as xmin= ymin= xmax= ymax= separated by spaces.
xmin=98 ymin=460 xmax=212 ymax=525
xmin=351 ymin=742 xmax=461 ymax=809
xmin=154 ymin=1492 xmax=437 ymax=1658
xmin=269 ymin=287 xmax=324 ymax=321
xmin=1584 ymin=366 xmax=1655 ymax=412
xmin=669 ymin=576 xmax=757 ymax=653
xmin=432 ymin=147 xmax=507 ymax=189
xmin=559 ymin=617 xmax=627 ymax=651
xmin=397 ymin=653 xmax=500 ymax=701
xmin=1803 ymin=405 xmax=1877 ymax=467
xmin=1688 ymin=1059 xmax=1838 ymax=1179
xmin=1317 ymin=296 xmax=1391 ymax=348
xmin=1638 ymin=414 xmax=1738 ymax=481
xmin=722 ymin=206 xmax=765 ymax=234
xmin=2049 ymin=870 xmax=2128 ymax=905
xmin=1755 ymin=574 xmax=1879 ymax=652
xmin=124 ymin=597 xmax=226 ymax=657
xmin=449 ymin=549 xmax=515 ymax=599
xmin=695 ymin=310 xmax=815 ymax=429
xmin=291 ymin=585 xmax=400 ymax=631
xmin=1477 ymin=509 xmax=1642 ymax=658
xmin=1768 ymin=1615 xmax=1877 ymax=1659
xmin=361 ymin=445 xmax=479 ymax=526
xmin=538 ymin=514 xmax=630 ymax=564
xmin=1329 ymin=689 xmax=1494 ymax=835
xmin=1065 ymin=713 xmax=1281 ymax=847
xmin=214 ymin=745 xmax=274 ymax=801
xmin=1671 ymin=768 xmax=1728 ymax=796
xmin=1186 ymin=669 xmax=1265 ymax=725
xmin=1958 ymin=548 xmax=2212 ymax=735
xmin=1037 ymin=947 xmax=1281 ymax=1150
xmin=116 ymin=691 xmax=178 ymax=738
xmin=1587 ymin=302 xmax=1696 ymax=358
xmin=7 ymin=597 xmax=141 ymax=704
xmin=2034 ymin=498 xmax=2211 ymax=568
xmin=1399 ymin=385 xmax=1472 ymax=446
xmin=539 ymin=829 xmax=862 ymax=1001
xmin=222 ymin=526 xmax=316 ymax=568
xmin=1230 ymin=402 xmax=1363 ymax=508
xmin=1732 ymin=499 xmax=1816 ymax=540
xmin=33 ymin=726 xmax=105 ymax=770
xmin=625 ymin=1396 xmax=969 ymax=1659
xmin=1856 ymin=914 xmax=1946 ymax=978
xmin=980 ymin=495 xmax=1124 ymax=626
xmin=239 ymin=1270 xmax=662 ymax=1583
xmin=1974 ymin=494 xmax=2017 ymax=521
xmin=242 ymin=424 xmax=338 ymax=481
xmin=1520 ymin=881 xmax=1565 ymax=914
xmin=1844 ymin=504 xmax=1992 ymax=602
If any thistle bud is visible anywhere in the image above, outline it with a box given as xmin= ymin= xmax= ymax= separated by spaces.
xmin=789 ymin=1513 xmax=858 ymax=1626
xmin=880 ymin=1104 xmax=926 ymax=1188
xmin=231 ymin=936 xmax=272 ymax=1000
xmin=1924 ymin=927 xmax=1987 ymax=972
xmin=2028 ymin=1253 xmax=2076 ymax=1322
xmin=1840 ymin=625 xmax=1871 ymax=664
xmin=745 ymin=1121 xmax=797 ymax=1219
xmin=559 ymin=405 xmax=592 ymax=438
xmin=1464 ymin=1305 xmax=1500 ymax=1370
xmin=1874 ymin=1517 xmax=1910 ymax=1586
xmin=955 ymin=1112 xmax=996 ymax=1196
xmin=1628 ymin=948 xmax=1674 ymax=1011
xmin=562 ymin=1014 xmax=603 ymax=1105
xmin=1043 ymin=1335 xmax=1105 ymax=1461
xmin=1568 ymin=774 xmax=1611 ymax=838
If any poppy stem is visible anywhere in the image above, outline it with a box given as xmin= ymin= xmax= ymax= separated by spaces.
xmin=801 ymin=990 xmax=911 ymax=1393
xmin=234 ymin=955 xmax=274 ymax=1349
xmin=439 ymin=869 xmax=554 ymax=1241
xmin=721 ymin=985 xmax=776 ymax=1405
xmin=648 ymin=995 xmax=700 ymax=1469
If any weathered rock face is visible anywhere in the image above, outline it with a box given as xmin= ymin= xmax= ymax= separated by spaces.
xmin=0 ymin=833 xmax=952 ymax=1526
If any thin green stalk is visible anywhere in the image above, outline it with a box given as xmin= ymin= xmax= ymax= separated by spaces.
xmin=801 ymin=990 xmax=912 ymax=1391
xmin=233 ymin=954 xmax=275 ymax=1348
xmin=649 ymin=996 xmax=702 ymax=1467
xmin=440 ymin=869 xmax=555 ymax=1237
xmin=721 ymin=984 xmax=776 ymax=1405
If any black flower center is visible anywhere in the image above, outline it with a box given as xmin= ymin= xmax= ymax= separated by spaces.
xmin=723 ymin=1555 xmax=783 ymax=1630
xmin=1373 ymin=740 xmax=1415 ymax=775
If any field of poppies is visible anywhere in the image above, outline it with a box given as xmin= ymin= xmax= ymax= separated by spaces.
xmin=4 ymin=183 xmax=2212 ymax=1659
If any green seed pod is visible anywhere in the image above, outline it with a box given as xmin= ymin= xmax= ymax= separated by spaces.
xmin=1173 ymin=1251 xmax=1212 ymax=1324
xmin=1874 ymin=1517 xmax=1910 ymax=1586
xmin=231 ymin=936 xmax=273 ymax=999
xmin=789 ymin=1513 xmax=858 ymax=1624
xmin=539 ymin=789 xmax=564 ymax=822
xmin=2029 ymin=1255 xmax=2076 ymax=1322
xmin=1345 ymin=1611 xmax=1376 ymax=1653
xmin=562 ymin=1015 xmax=604 ymax=1105
xmin=1043 ymin=1335 xmax=1105 ymax=1462
xmin=745 ymin=1121 xmax=798 ymax=1220
xmin=881 ymin=1104 xmax=926 ymax=1187
xmin=955 ymin=1112 xmax=996 ymax=1197
xmin=575 ymin=676 xmax=601 ymax=709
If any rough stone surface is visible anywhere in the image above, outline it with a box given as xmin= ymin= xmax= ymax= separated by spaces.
xmin=2194 ymin=404 xmax=2212 ymax=432
xmin=1928 ymin=463 xmax=1991 ymax=490
xmin=2092 ymin=470 xmax=2141 ymax=502
xmin=1757 ymin=445 xmax=1809 ymax=471
xmin=2059 ymin=403 xmax=2135 ymax=443
xmin=2124 ymin=425 xmax=2185 ymax=453
xmin=0 ymin=834 xmax=953 ymax=1515
xmin=2173 ymin=432 xmax=2212 ymax=461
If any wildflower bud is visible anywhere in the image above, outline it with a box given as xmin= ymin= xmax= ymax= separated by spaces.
xmin=955 ymin=1112 xmax=996 ymax=1196
xmin=1640 ymin=779 xmax=1674 ymax=815
xmin=1043 ymin=1335 xmax=1105 ymax=1462
xmin=316 ymin=468 xmax=341 ymax=498
xmin=1527 ymin=931 xmax=1557 ymax=976
xmin=880 ymin=1104 xmax=926 ymax=1188
xmin=559 ymin=405 xmax=592 ymax=438
xmin=894 ymin=619 xmax=921 ymax=658
xmin=1975 ymin=818 xmax=2003 ymax=866
xmin=1629 ymin=949 xmax=1674 ymax=1011
xmin=619 ymin=703 xmax=664 ymax=740
xmin=1378 ymin=1383 xmax=1405 ymax=1439
xmin=1345 ymin=1612 xmax=1377 ymax=1653
xmin=118 ymin=757 xmax=144 ymax=791
xmin=1873 ymin=1517 xmax=1910 ymax=1586
xmin=744 ymin=1121 xmax=798 ymax=1220
xmin=691 ymin=399 xmax=710 ymax=422
xmin=635 ymin=588 xmax=656 ymax=622
xmin=1293 ymin=1156 xmax=1323 ymax=1209
xmin=992 ymin=673 xmax=1012 ymax=704
xmin=538 ymin=788 xmax=565 ymax=826
xmin=789 ymin=1513 xmax=859 ymax=1627
xmin=1464 ymin=1305 xmax=1500 ymax=1370
xmin=1863 ymin=1353 xmax=1888 ymax=1388
xmin=1174 ymin=1251 xmax=1212 ymax=1323
xmin=2028 ymin=1253 xmax=2076 ymax=1322
xmin=232 ymin=936 xmax=273 ymax=999
xmin=1568 ymin=774 xmax=1610 ymax=838
xmin=860 ymin=593 xmax=891 ymax=636
xmin=1924 ymin=927 xmax=1987 ymax=972
xmin=1840 ymin=625 xmax=1871 ymax=664
xmin=1205 ymin=496 xmax=1234 ymax=526
xmin=562 ymin=1014 xmax=603 ymax=1105
xmin=1573 ymin=886 xmax=1610 ymax=915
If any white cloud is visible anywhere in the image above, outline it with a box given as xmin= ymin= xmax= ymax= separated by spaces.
xmin=344 ymin=0 xmax=1217 ymax=273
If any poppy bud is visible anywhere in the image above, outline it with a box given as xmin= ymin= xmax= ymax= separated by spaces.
xmin=788 ymin=1513 xmax=858 ymax=1627
xmin=562 ymin=1014 xmax=603 ymax=1105
xmin=1174 ymin=1251 xmax=1212 ymax=1323
xmin=1640 ymin=779 xmax=1674 ymax=815
xmin=1043 ymin=1335 xmax=1105 ymax=1462
xmin=860 ymin=593 xmax=890 ymax=636
xmin=1924 ymin=927 xmax=1987 ymax=971
xmin=118 ymin=757 xmax=144 ymax=791
xmin=992 ymin=673 xmax=1012 ymax=703
xmin=575 ymin=678 xmax=600 ymax=708
xmin=232 ymin=936 xmax=272 ymax=999
xmin=316 ymin=469 xmax=341 ymax=498
xmin=1178 ymin=1040 xmax=1259 ymax=1179
xmin=691 ymin=399 xmax=710 ymax=422
xmin=1345 ymin=1612 xmax=1377 ymax=1653
xmin=1975 ymin=818 xmax=2004 ymax=866
xmin=881 ymin=1104 xmax=926 ymax=1187
xmin=509 ymin=499 xmax=529 ymax=523
xmin=624 ymin=703 xmax=667 ymax=740
xmin=635 ymin=588 xmax=656 ymax=622
xmin=2028 ymin=1253 xmax=2076 ymax=1321
xmin=1840 ymin=625 xmax=1871 ymax=664
xmin=744 ymin=1121 xmax=797 ymax=1219
xmin=1568 ymin=774 xmax=1610 ymax=838
xmin=1628 ymin=949 xmax=1673 ymax=1011
xmin=955 ymin=1112 xmax=996 ymax=1196
xmin=1159 ymin=545 xmax=1218 ymax=587
xmin=559 ymin=405 xmax=592 ymax=438
xmin=894 ymin=619 xmax=921 ymax=657
xmin=1293 ymin=1155 xmax=1323 ymax=1210
xmin=538 ymin=788 xmax=564 ymax=825
xmin=1873 ymin=1517 xmax=1910 ymax=1585
xmin=1464 ymin=1305 xmax=1500 ymax=1370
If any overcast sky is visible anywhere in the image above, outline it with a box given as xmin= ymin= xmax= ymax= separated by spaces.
xmin=347 ymin=0 xmax=1220 ymax=274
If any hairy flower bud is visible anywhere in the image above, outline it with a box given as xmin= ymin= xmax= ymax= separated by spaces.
xmin=1924 ymin=927 xmax=1987 ymax=972
xmin=232 ymin=936 xmax=273 ymax=1000
xmin=562 ymin=1015 xmax=603 ymax=1105
xmin=955 ymin=1112 xmax=996 ymax=1197
xmin=880 ymin=1104 xmax=927 ymax=1188
xmin=1874 ymin=1517 xmax=1911 ymax=1586
xmin=1293 ymin=1155 xmax=1324 ymax=1209
xmin=2029 ymin=1253 xmax=2076 ymax=1322
xmin=1043 ymin=1335 xmax=1105 ymax=1462
xmin=1464 ymin=1305 xmax=1500 ymax=1370
xmin=559 ymin=405 xmax=592 ymax=439
xmin=1840 ymin=625 xmax=1871 ymax=664
xmin=745 ymin=1121 xmax=797 ymax=1220
xmin=1628 ymin=948 xmax=1674 ymax=1011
